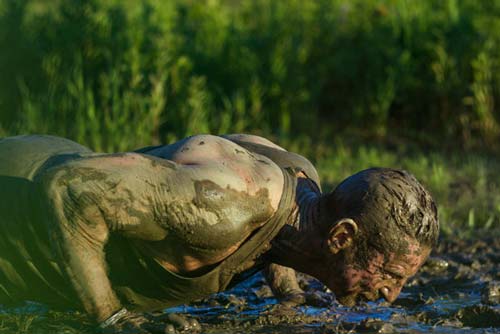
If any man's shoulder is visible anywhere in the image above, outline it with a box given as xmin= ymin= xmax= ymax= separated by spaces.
xmin=134 ymin=135 xmax=286 ymax=211
xmin=136 ymin=134 xmax=285 ymax=160
xmin=136 ymin=134 xmax=254 ymax=162
xmin=221 ymin=134 xmax=286 ymax=151
xmin=221 ymin=134 xmax=320 ymax=189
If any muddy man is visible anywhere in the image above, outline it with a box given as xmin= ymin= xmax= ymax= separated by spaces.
xmin=0 ymin=134 xmax=438 ymax=333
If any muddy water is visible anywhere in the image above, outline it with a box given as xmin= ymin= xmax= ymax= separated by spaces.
xmin=169 ymin=236 xmax=500 ymax=334
xmin=0 ymin=236 xmax=498 ymax=333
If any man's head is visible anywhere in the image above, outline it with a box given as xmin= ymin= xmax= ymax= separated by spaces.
xmin=317 ymin=168 xmax=438 ymax=305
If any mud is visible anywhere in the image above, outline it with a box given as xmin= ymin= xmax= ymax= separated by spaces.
xmin=158 ymin=235 xmax=500 ymax=333
xmin=0 ymin=235 xmax=498 ymax=333
xmin=160 ymin=179 xmax=274 ymax=252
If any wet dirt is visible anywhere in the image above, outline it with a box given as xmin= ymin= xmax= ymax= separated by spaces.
xmin=156 ymin=235 xmax=500 ymax=333
xmin=0 ymin=235 xmax=498 ymax=333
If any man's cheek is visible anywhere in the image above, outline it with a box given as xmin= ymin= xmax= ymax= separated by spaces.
xmin=361 ymin=274 xmax=386 ymax=290
xmin=341 ymin=268 xmax=365 ymax=290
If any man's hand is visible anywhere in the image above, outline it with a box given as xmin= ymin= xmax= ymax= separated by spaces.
xmin=100 ymin=310 xmax=200 ymax=334
xmin=280 ymin=290 xmax=332 ymax=308
xmin=264 ymin=263 xmax=332 ymax=308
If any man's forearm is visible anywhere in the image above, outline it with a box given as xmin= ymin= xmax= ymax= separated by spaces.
xmin=58 ymin=237 xmax=122 ymax=322
xmin=264 ymin=263 xmax=303 ymax=298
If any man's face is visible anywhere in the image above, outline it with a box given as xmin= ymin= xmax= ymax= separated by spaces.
xmin=327 ymin=239 xmax=431 ymax=306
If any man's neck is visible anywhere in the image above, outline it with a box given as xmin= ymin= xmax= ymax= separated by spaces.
xmin=292 ymin=177 xmax=321 ymax=232
xmin=266 ymin=176 xmax=324 ymax=276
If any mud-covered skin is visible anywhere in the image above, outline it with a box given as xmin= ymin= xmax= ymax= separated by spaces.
xmin=327 ymin=239 xmax=431 ymax=306
xmin=152 ymin=134 xmax=311 ymax=303
xmin=34 ymin=135 xmax=285 ymax=323
xmin=222 ymin=135 xmax=314 ymax=307
xmin=319 ymin=168 xmax=438 ymax=267
xmin=263 ymin=264 xmax=303 ymax=301
xmin=267 ymin=198 xmax=433 ymax=309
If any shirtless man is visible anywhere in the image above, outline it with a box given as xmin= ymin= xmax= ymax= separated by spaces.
xmin=0 ymin=134 xmax=438 ymax=333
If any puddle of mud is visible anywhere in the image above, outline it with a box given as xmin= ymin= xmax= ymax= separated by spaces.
xmin=0 ymin=236 xmax=498 ymax=334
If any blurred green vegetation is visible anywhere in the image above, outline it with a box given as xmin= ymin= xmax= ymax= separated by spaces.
xmin=0 ymin=310 xmax=92 ymax=334
xmin=0 ymin=0 xmax=499 ymax=233
xmin=308 ymin=141 xmax=500 ymax=236
xmin=2 ymin=0 xmax=500 ymax=149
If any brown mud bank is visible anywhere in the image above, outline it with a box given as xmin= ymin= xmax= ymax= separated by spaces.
xmin=0 ymin=235 xmax=499 ymax=333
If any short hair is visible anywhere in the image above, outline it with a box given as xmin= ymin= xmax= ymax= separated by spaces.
xmin=319 ymin=168 xmax=439 ymax=260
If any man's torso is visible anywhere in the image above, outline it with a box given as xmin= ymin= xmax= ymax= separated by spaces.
xmin=0 ymin=134 xmax=318 ymax=309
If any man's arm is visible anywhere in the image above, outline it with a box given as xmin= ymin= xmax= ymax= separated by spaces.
xmin=36 ymin=145 xmax=281 ymax=330
xmin=29 ymin=158 xmax=152 ymax=325
xmin=264 ymin=264 xmax=305 ymax=305
xmin=35 ymin=154 xmax=217 ymax=331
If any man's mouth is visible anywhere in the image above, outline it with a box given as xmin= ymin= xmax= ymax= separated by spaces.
xmin=360 ymin=291 xmax=379 ymax=302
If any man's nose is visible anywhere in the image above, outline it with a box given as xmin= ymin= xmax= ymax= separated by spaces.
xmin=380 ymin=285 xmax=403 ymax=303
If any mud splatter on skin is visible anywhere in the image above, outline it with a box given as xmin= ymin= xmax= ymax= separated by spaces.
xmin=155 ymin=180 xmax=274 ymax=253
xmin=54 ymin=167 xmax=109 ymax=188
xmin=319 ymin=168 xmax=438 ymax=268
xmin=46 ymin=167 xmax=116 ymax=230
xmin=44 ymin=158 xmax=169 ymax=238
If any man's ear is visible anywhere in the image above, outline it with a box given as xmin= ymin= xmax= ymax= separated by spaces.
xmin=327 ymin=218 xmax=358 ymax=254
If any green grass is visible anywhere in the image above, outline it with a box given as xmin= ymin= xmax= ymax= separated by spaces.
xmin=0 ymin=312 xmax=94 ymax=334
xmin=2 ymin=0 xmax=500 ymax=150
